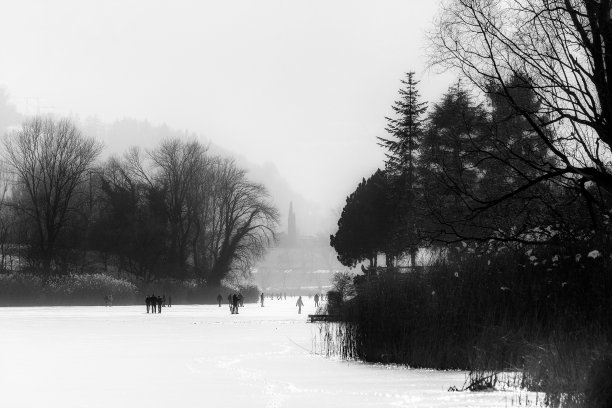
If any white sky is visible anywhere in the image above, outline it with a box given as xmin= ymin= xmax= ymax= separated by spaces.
xmin=0 ymin=0 xmax=453 ymax=210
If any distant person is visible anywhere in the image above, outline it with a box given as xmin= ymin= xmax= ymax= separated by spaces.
xmin=232 ymin=294 xmax=239 ymax=314
xmin=314 ymin=293 xmax=319 ymax=308
xmin=146 ymin=296 xmax=151 ymax=313
xmin=151 ymin=294 xmax=157 ymax=314
xmin=260 ymin=292 xmax=264 ymax=307
xmin=296 ymin=296 xmax=304 ymax=314
xmin=162 ymin=295 xmax=166 ymax=307
xmin=217 ymin=294 xmax=223 ymax=307
xmin=157 ymin=296 xmax=163 ymax=313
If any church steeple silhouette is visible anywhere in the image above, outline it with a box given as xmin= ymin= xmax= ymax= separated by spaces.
xmin=288 ymin=202 xmax=296 ymax=246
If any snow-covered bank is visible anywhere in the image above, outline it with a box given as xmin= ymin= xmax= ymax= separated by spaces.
xmin=0 ymin=299 xmax=531 ymax=407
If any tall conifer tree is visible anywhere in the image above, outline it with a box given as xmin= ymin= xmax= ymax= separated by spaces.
xmin=377 ymin=72 xmax=427 ymax=267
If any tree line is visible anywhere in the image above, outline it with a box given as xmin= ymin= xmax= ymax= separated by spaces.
xmin=0 ymin=117 xmax=279 ymax=287
xmin=332 ymin=0 xmax=612 ymax=270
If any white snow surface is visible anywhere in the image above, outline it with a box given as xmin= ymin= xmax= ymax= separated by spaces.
xmin=0 ymin=298 xmax=524 ymax=407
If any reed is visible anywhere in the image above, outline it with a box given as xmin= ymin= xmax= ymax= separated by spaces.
xmin=321 ymin=249 xmax=611 ymax=406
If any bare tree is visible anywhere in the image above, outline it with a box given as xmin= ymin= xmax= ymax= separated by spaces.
xmin=0 ymin=163 xmax=15 ymax=271
xmin=109 ymin=140 xmax=278 ymax=286
xmin=3 ymin=117 xmax=102 ymax=271
xmin=201 ymin=158 xmax=279 ymax=287
xmin=425 ymin=0 xmax=612 ymax=248
xmin=430 ymin=0 xmax=612 ymax=206
xmin=149 ymin=139 xmax=208 ymax=275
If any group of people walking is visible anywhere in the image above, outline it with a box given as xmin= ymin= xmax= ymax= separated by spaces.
xmin=229 ymin=293 xmax=243 ymax=314
xmin=145 ymin=294 xmax=171 ymax=313
xmin=142 ymin=292 xmax=319 ymax=314
xmin=215 ymin=293 xmax=245 ymax=314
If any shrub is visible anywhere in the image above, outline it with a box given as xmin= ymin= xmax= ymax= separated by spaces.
xmin=0 ymin=273 xmax=138 ymax=306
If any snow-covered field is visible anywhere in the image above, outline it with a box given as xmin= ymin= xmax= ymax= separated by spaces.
xmin=0 ymin=298 xmax=530 ymax=407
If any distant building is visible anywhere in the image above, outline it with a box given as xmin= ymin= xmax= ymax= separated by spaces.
xmin=252 ymin=201 xmax=346 ymax=293
xmin=288 ymin=201 xmax=297 ymax=247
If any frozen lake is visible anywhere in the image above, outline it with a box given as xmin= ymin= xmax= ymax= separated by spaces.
xmin=0 ymin=298 xmax=525 ymax=407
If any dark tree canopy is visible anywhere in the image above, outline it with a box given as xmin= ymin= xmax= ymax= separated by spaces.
xmin=330 ymin=170 xmax=396 ymax=268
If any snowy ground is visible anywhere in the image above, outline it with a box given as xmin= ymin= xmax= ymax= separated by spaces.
xmin=0 ymin=298 xmax=536 ymax=407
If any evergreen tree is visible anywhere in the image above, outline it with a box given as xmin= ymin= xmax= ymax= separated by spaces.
xmin=419 ymin=82 xmax=487 ymax=242
xmin=330 ymin=170 xmax=395 ymax=268
xmin=377 ymin=72 xmax=427 ymax=266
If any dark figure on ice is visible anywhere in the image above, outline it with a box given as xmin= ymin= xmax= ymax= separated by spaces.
xmin=151 ymin=294 xmax=157 ymax=314
xmin=217 ymin=294 xmax=223 ymax=307
xmin=157 ymin=296 xmax=163 ymax=313
xmin=232 ymin=294 xmax=239 ymax=314
xmin=146 ymin=296 xmax=151 ymax=313
xmin=260 ymin=292 xmax=264 ymax=307
xmin=314 ymin=293 xmax=319 ymax=308
xmin=296 ymin=296 xmax=304 ymax=314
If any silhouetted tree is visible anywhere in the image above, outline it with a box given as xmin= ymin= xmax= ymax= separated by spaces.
xmin=202 ymin=158 xmax=278 ymax=287
xmin=431 ymin=0 xmax=612 ymax=214
xmin=149 ymin=139 xmax=207 ymax=277
xmin=3 ymin=117 xmax=102 ymax=271
xmin=330 ymin=170 xmax=396 ymax=268
xmin=378 ymin=72 xmax=428 ymax=266
xmin=419 ymin=84 xmax=487 ymax=242
xmin=90 ymin=157 xmax=167 ymax=283
xmin=94 ymin=141 xmax=278 ymax=286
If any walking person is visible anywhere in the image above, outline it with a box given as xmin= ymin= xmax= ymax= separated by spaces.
xmin=260 ymin=292 xmax=264 ymax=307
xmin=232 ymin=294 xmax=239 ymax=314
xmin=157 ymin=296 xmax=163 ymax=313
xmin=314 ymin=293 xmax=319 ymax=308
xmin=217 ymin=294 xmax=223 ymax=307
xmin=296 ymin=296 xmax=304 ymax=314
xmin=146 ymin=296 xmax=151 ymax=313
xmin=152 ymin=294 xmax=158 ymax=314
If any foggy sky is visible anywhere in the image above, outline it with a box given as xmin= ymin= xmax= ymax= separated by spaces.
xmin=0 ymin=0 xmax=452 ymax=216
